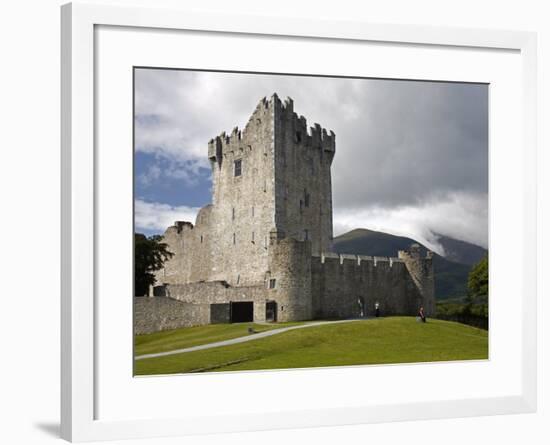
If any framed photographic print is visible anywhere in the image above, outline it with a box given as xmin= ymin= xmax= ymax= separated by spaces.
xmin=61 ymin=2 xmax=537 ymax=442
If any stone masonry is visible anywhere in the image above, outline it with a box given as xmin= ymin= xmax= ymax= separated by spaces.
xmin=140 ymin=94 xmax=435 ymax=331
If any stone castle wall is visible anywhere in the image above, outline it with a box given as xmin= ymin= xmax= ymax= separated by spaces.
xmin=311 ymin=254 xmax=423 ymax=319
xmin=134 ymin=296 xmax=210 ymax=335
xmin=165 ymin=281 xmax=271 ymax=323
xmin=142 ymin=241 xmax=434 ymax=331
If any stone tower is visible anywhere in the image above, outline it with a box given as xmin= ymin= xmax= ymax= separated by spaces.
xmin=205 ymin=93 xmax=336 ymax=286
xmin=398 ymin=244 xmax=436 ymax=316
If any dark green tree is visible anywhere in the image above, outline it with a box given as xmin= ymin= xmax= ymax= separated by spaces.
xmin=467 ymin=255 xmax=488 ymax=302
xmin=134 ymin=233 xmax=173 ymax=296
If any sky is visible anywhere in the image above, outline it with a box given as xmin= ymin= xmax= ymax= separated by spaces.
xmin=134 ymin=68 xmax=488 ymax=254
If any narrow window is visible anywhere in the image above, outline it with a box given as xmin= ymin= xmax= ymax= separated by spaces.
xmin=237 ymin=274 xmax=240 ymax=285
xmin=304 ymin=192 xmax=310 ymax=208
xmin=269 ymin=279 xmax=277 ymax=289
xmin=234 ymin=159 xmax=242 ymax=177
xmin=232 ymin=207 xmax=235 ymax=221
xmin=304 ymin=229 xmax=309 ymax=241
xmin=233 ymin=233 xmax=236 ymax=245
xmin=295 ymin=131 xmax=302 ymax=143
xmin=200 ymin=235 xmax=203 ymax=243
xmin=251 ymin=231 xmax=255 ymax=243
xmin=251 ymin=206 xmax=255 ymax=217
xmin=299 ymin=199 xmax=303 ymax=212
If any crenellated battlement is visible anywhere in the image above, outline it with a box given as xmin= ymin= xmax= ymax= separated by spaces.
xmin=208 ymin=94 xmax=335 ymax=170
xmin=278 ymin=96 xmax=336 ymax=156
xmin=172 ymin=220 xmax=194 ymax=233
xmin=208 ymin=94 xmax=278 ymax=164
xmin=316 ymin=252 xmax=403 ymax=268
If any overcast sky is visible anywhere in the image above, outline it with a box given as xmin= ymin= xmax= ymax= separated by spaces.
xmin=134 ymin=68 xmax=488 ymax=253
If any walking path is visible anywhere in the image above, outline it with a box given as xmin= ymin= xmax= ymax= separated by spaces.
xmin=135 ymin=318 xmax=367 ymax=360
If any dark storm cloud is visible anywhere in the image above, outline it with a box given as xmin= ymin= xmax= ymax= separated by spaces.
xmin=331 ymin=81 xmax=488 ymax=208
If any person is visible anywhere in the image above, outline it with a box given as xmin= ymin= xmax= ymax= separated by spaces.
xmin=418 ymin=306 xmax=426 ymax=323
xmin=374 ymin=301 xmax=380 ymax=318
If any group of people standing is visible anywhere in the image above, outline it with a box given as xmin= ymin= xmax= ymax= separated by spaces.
xmin=372 ymin=301 xmax=427 ymax=323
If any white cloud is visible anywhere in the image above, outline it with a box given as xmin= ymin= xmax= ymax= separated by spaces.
xmin=135 ymin=199 xmax=200 ymax=233
xmin=333 ymin=191 xmax=488 ymax=253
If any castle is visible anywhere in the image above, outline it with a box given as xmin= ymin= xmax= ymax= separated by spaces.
xmin=139 ymin=94 xmax=435 ymax=330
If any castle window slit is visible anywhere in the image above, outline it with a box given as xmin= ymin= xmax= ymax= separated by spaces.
xmin=234 ymin=159 xmax=242 ymax=177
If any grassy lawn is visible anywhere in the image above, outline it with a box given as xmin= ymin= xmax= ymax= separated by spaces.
xmin=135 ymin=321 xmax=305 ymax=356
xmin=135 ymin=317 xmax=488 ymax=375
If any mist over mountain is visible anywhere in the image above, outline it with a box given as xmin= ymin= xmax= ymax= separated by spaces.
xmin=434 ymin=233 xmax=487 ymax=266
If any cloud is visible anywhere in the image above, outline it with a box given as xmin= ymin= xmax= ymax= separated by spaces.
xmin=137 ymin=156 xmax=210 ymax=189
xmin=137 ymin=163 xmax=162 ymax=187
xmin=135 ymin=199 xmax=200 ymax=233
xmin=135 ymin=69 xmax=488 ymax=247
xmin=333 ymin=191 xmax=489 ymax=254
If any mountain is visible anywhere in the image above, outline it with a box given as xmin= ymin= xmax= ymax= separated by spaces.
xmin=332 ymin=229 xmax=487 ymax=300
xmin=435 ymin=233 xmax=487 ymax=266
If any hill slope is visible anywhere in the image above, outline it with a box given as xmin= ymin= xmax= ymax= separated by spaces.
xmin=332 ymin=229 xmax=485 ymax=300
xmin=135 ymin=317 xmax=488 ymax=375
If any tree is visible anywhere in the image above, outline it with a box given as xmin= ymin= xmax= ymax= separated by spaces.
xmin=467 ymin=255 xmax=488 ymax=302
xmin=134 ymin=233 xmax=173 ymax=296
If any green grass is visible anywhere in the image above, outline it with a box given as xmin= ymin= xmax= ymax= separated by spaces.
xmin=134 ymin=317 xmax=488 ymax=375
xmin=135 ymin=321 xmax=305 ymax=356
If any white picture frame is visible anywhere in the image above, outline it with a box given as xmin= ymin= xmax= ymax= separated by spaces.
xmin=61 ymin=2 xmax=537 ymax=442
